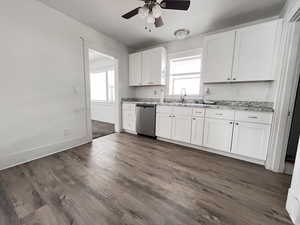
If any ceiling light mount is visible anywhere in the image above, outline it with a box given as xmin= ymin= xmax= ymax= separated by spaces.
xmin=174 ymin=29 xmax=190 ymax=40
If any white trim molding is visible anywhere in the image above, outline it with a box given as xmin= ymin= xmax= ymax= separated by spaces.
xmin=266 ymin=1 xmax=300 ymax=172
xmin=0 ymin=137 xmax=91 ymax=171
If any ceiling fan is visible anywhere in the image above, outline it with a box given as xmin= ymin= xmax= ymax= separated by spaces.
xmin=122 ymin=0 xmax=191 ymax=30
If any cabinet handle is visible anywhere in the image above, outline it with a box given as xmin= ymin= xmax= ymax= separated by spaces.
xmin=216 ymin=113 xmax=223 ymax=116
xmin=229 ymin=122 xmax=233 ymax=124
xmin=236 ymin=122 xmax=239 ymax=125
xmin=227 ymin=78 xmax=231 ymax=80
xmin=232 ymin=78 xmax=236 ymax=80
xmin=192 ymin=118 xmax=196 ymax=120
xmin=248 ymin=116 xmax=258 ymax=119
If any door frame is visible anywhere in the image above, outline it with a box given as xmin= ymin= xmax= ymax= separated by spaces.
xmin=266 ymin=1 xmax=300 ymax=172
xmin=82 ymin=38 xmax=121 ymax=141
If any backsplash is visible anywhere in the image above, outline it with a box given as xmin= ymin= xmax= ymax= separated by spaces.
xmin=134 ymin=81 xmax=276 ymax=102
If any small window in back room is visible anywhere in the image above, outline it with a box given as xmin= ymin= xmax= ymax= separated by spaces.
xmin=90 ymin=69 xmax=115 ymax=103
xmin=169 ymin=55 xmax=202 ymax=96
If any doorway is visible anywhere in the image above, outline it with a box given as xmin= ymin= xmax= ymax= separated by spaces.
xmin=283 ymin=21 xmax=300 ymax=175
xmin=286 ymin=74 xmax=300 ymax=163
xmin=88 ymin=49 xmax=116 ymax=139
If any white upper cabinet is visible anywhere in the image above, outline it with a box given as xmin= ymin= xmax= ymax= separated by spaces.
xmin=129 ymin=53 xmax=142 ymax=86
xmin=232 ymin=20 xmax=281 ymax=81
xmin=129 ymin=47 xmax=166 ymax=86
xmin=231 ymin=122 xmax=271 ymax=161
xmin=202 ymin=31 xmax=236 ymax=83
xmin=202 ymin=19 xmax=282 ymax=83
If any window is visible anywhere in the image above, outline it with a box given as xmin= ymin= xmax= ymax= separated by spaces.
xmin=90 ymin=69 xmax=115 ymax=103
xmin=169 ymin=55 xmax=202 ymax=96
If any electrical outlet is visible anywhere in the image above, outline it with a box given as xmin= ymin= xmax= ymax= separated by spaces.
xmin=64 ymin=129 xmax=72 ymax=137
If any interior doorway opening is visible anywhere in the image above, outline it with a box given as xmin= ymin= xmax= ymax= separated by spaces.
xmin=283 ymin=21 xmax=300 ymax=175
xmin=88 ymin=49 xmax=116 ymax=139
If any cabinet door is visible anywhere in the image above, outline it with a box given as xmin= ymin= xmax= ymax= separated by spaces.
xmin=232 ymin=20 xmax=280 ymax=81
xmin=122 ymin=110 xmax=130 ymax=130
xmin=142 ymin=48 xmax=166 ymax=85
xmin=129 ymin=53 xmax=142 ymax=86
xmin=172 ymin=116 xmax=192 ymax=143
xmin=231 ymin=122 xmax=271 ymax=161
xmin=202 ymin=31 xmax=236 ymax=83
xmin=191 ymin=117 xmax=204 ymax=146
xmin=122 ymin=110 xmax=136 ymax=132
xmin=203 ymin=119 xmax=234 ymax=152
xmin=156 ymin=114 xmax=172 ymax=139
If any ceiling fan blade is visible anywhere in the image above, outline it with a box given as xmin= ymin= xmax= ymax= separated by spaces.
xmin=155 ymin=17 xmax=164 ymax=28
xmin=160 ymin=0 xmax=190 ymax=11
xmin=122 ymin=7 xmax=140 ymax=19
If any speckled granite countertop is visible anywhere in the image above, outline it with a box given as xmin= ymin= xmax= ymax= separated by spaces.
xmin=122 ymin=98 xmax=274 ymax=113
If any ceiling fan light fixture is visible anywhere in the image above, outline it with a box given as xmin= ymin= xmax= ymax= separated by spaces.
xmin=146 ymin=12 xmax=155 ymax=24
xmin=174 ymin=29 xmax=190 ymax=40
xmin=139 ymin=6 xmax=149 ymax=18
xmin=152 ymin=4 xmax=162 ymax=18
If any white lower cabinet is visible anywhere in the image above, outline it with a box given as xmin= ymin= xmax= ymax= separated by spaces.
xmin=203 ymin=118 xmax=234 ymax=152
xmin=156 ymin=114 xmax=172 ymax=139
xmin=231 ymin=122 xmax=271 ymax=161
xmin=191 ymin=117 xmax=204 ymax=146
xmin=122 ymin=104 xmax=136 ymax=132
xmin=172 ymin=115 xmax=192 ymax=143
xmin=156 ymin=106 xmax=192 ymax=143
xmin=154 ymin=106 xmax=273 ymax=164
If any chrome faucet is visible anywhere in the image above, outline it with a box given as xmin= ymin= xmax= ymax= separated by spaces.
xmin=180 ymin=88 xmax=187 ymax=104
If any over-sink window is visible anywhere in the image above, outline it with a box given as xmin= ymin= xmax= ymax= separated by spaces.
xmin=169 ymin=54 xmax=202 ymax=96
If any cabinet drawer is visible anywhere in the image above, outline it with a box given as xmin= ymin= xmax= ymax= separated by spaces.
xmin=157 ymin=106 xmax=173 ymax=114
xmin=173 ymin=107 xmax=193 ymax=116
xmin=192 ymin=108 xmax=205 ymax=117
xmin=235 ymin=111 xmax=273 ymax=124
xmin=205 ymin=109 xmax=235 ymax=120
xmin=123 ymin=103 xmax=136 ymax=112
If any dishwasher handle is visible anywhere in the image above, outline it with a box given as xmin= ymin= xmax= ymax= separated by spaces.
xmin=136 ymin=104 xmax=156 ymax=108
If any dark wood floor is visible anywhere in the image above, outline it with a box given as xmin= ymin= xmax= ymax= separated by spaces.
xmin=92 ymin=120 xmax=115 ymax=139
xmin=0 ymin=133 xmax=293 ymax=225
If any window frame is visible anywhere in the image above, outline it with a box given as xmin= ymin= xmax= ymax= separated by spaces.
xmin=90 ymin=67 xmax=115 ymax=104
xmin=167 ymin=49 xmax=203 ymax=97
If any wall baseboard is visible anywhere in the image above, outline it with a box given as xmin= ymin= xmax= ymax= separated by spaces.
xmin=0 ymin=136 xmax=92 ymax=171
xmin=157 ymin=137 xmax=265 ymax=166
xmin=287 ymin=188 xmax=300 ymax=225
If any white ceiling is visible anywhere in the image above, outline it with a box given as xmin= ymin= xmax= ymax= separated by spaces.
xmin=37 ymin=0 xmax=287 ymax=50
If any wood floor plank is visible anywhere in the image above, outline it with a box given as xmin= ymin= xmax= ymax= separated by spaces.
xmin=0 ymin=181 xmax=21 ymax=225
xmin=69 ymin=137 xmax=291 ymax=225
xmin=0 ymin=166 xmax=45 ymax=219
xmin=0 ymin=133 xmax=293 ymax=225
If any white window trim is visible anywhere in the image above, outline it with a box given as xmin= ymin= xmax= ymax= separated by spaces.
xmin=167 ymin=48 xmax=203 ymax=97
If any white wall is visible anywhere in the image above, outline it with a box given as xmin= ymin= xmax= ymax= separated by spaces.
xmin=91 ymin=102 xmax=115 ymax=123
xmin=132 ymin=20 xmax=277 ymax=102
xmin=0 ymin=0 xmax=132 ymax=170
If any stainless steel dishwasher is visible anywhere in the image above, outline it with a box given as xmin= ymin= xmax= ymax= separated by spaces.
xmin=136 ymin=103 xmax=156 ymax=137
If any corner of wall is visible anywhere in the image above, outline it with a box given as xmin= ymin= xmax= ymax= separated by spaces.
xmin=287 ymin=188 xmax=300 ymax=224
